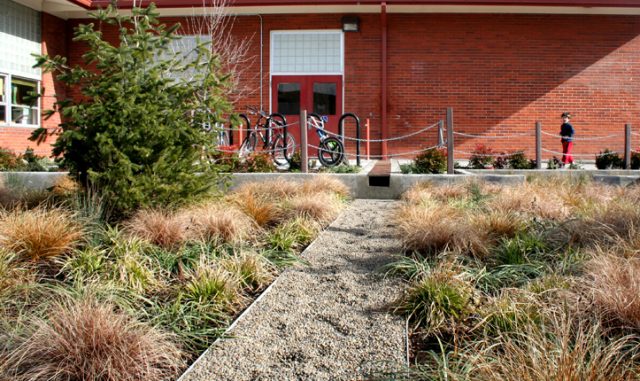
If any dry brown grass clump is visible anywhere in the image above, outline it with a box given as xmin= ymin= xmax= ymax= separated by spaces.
xmin=0 ymin=207 xmax=83 ymax=261
xmin=234 ymin=193 xmax=284 ymax=228
xmin=395 ymin=204 xmax=486 ymax=257
xmin=1 ymin=298 xmax=183 ymax=381
xmin=471 ymin=211 xmax=526 ymax=244
xmin=477 ymin=313 xmax=640 ymax=381
xmin=49 ymin=176 xmax=80 ymax=197
xmin=487 ymin=182 xmax=568 ymax=220
xmin=300 ymin=175 xmax=350 ymax=199
xmin=585 ymin=254 xmax=640 ymax=329
xmin=126 ymin=209 xmax=187 ymax=250
xmin=234 ymin=179 xmax=300 ymax=202
xmin=286 ymin=193 xmax=342 ymax=224
xmin=185 ymin=203 xmax=255 ymax=244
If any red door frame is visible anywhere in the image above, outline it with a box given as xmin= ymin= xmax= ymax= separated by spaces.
xmin=271 ymin=75 xmax=343 ymax=156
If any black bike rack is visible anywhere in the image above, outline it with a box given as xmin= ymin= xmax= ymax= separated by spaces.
xmin=339 ymin=113 xmax=361 ymax=166
xmin=268 ymin=112 xmax=287 ymax=156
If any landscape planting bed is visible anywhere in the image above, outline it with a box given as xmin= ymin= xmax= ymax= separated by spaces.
xmin=384 ymin=177 xmax=640 ymax=379
xmin=0 ymin=176 xmax=349 ymax=380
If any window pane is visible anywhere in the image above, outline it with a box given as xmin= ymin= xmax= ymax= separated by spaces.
xmin=11 ymin=105 xmax=37 ymax=125
xmin=277 ymin=83 xmax=300 ymax=115
xmin=313 ymin=83 xmax=336 ymax=115
xmin=0 ymin=76 xmax=5 ymax=103
xmin=11 ymin=79 xmax=37 ymax=107
xmin=0 ymin=106 xmax=5 ymax=124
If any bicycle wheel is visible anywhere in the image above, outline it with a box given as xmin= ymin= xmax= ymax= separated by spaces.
xmin=271 ymin=133 xmax=296 ymax=166
xmin=239 ymin=133 xmax=257 ymax=157
xmin=318 ymin=137 xmax=344 ymax=167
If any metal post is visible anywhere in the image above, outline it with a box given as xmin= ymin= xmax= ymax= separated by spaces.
xmin=625 ymin=123 xmax=632 ymax=170
xmin=438 ymin=120 xmax=444 ymax=147
xmin=366 ymin=119 xmax=370 ymax=161
xmin=446 ymin=108 xmax=454 ymax=174
xmin=536 ymin=121 xmax=542 ymax=169
xmin=300 ymin=109 xmax=308 ymax=173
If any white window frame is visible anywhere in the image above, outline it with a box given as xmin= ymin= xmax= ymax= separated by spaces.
xmin=0 ymin=72 xmax=40 ymax=128
xmin=270 ymin=30 xmax=345 ymax=76
xmin=269 ymin=30 xmax=346 ymax=115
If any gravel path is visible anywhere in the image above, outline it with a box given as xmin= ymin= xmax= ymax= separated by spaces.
xmin=180 ymin=199 xmax=406 ymax=381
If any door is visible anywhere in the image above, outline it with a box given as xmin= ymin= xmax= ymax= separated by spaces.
xmin=272 ymin=75 xmax=343 ymax=156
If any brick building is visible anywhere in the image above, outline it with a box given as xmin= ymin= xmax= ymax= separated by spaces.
xmin=1 ymin=0 xmax=639 ymax=158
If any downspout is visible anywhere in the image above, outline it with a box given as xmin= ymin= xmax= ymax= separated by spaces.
xmin=381 ymin=2 xmax=388 ymax=159
xmin=257 ymin=13 xmax=263 ymax=111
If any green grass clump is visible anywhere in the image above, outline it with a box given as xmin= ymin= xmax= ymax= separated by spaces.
xmin=395 ymin=263 xmax=475 ymax=335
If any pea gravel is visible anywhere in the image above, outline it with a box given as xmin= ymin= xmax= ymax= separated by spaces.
xmin=180 ymin=199 xmax=407 ymax=381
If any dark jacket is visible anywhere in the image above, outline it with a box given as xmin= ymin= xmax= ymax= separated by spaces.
xmin=560 ymin=122 xmax=574 ymax=142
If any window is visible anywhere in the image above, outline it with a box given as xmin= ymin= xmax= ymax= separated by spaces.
xmin=313 ymin=83 xmax=337 ymax=115
xmin=277 ymin=83 xmax=301 ymax=115
xmin=0 ymin=76 xmax=6 ymax=124
xmin=271 ymin=31 xmax=343 ymax=74
xmin=0 ymin=74 xmax=39 ymax=127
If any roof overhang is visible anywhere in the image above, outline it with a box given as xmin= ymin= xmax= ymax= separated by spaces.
xmin=28 ymin=0 xmax=640 ymax=19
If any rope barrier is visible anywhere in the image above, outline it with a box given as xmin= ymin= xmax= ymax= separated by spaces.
xmin=211 ymin=142 xmax=295 ymax=155
xmin=226 ymin=120 xmax=300 ymax=132
xmin=306 ymin=143 xmax=441 ymax=158
xmin=452 ymin=149 xmax=530 ymax=158
xmin=540 ymin=130 xmax=622 ymax=141
xmin=452 ymin=131 xmax=534 ymax=139
xmin=307 ymin=119 xmax=440 ymax=143
xmin=541 ymin=148 xmax=621 ymax=158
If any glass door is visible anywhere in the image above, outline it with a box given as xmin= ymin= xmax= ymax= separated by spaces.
xmin=272 ymin=75 xmax=342 ymax=156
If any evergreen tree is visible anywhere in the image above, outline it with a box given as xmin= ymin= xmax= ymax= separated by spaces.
xmin=32 ymin=3 xmax=231 ymax=218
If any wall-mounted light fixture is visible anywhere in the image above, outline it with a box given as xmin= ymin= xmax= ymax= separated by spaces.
xmin=341 ymin=16 xmax=360 ymax=32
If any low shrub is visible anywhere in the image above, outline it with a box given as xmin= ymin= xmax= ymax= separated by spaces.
xmin=547 ymin=156 xmax=561 ymax=169
xmin=241 ymin=152 xmax=276 ymax=173
xmin=508 ymin=151 xmax=534 ymax=169
xmin=631 ymin=151 xmax=640 ymax=170
xmin=0 ymin=148 xmax=22 ymax=171
xmin=469 ymin=144 xmax=494 ymax=169
xmin=288 ymin=150 xmax=302 ymax=171
xmin=595 ymin=149 xmax=623 ymax=169
xmin=413 ymin=148 xmax=447 ymax=174
xmin=494 ymin=153 xmax=509 ymax=169
xmin=208 ymin=147 xmax=240 ymax=172
xmin=2 ymin=298 xmax=183 ymax=381
xmin=0 ymin=207 xmax=83 ymax=261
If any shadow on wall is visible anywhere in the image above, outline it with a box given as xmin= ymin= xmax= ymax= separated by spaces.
xmin=387 ymin=13 xmax=640 ymax=158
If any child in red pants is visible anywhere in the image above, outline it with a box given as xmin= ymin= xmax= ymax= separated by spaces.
xmin=560 ymin=112 xmax=574 ymax=167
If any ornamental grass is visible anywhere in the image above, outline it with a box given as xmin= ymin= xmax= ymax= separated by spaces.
xmin=185 ymin=203 xmax=255 ymax=244
xmin=1 ymin=298 xmax=183 ymax=381
xmin=0 ymin=207 xmax=83 ymax=261
xmin=126 ymin=209 xmax=187 ymax=250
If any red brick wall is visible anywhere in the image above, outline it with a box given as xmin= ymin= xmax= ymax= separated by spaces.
xmin=63 ymin=12 xmax=640 ymax=160
xmin=387 ymin=14 xmax=640 ymax=160
xmin=0 ymin=12 xmax=67 ymax=156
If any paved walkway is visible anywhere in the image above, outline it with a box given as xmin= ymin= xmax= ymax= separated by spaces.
xmin=181 ymin=200 xmax=406 ymax=381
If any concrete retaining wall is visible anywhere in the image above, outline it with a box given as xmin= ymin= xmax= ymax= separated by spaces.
xmin=2 ymin=169 xmax=637 ymax=200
